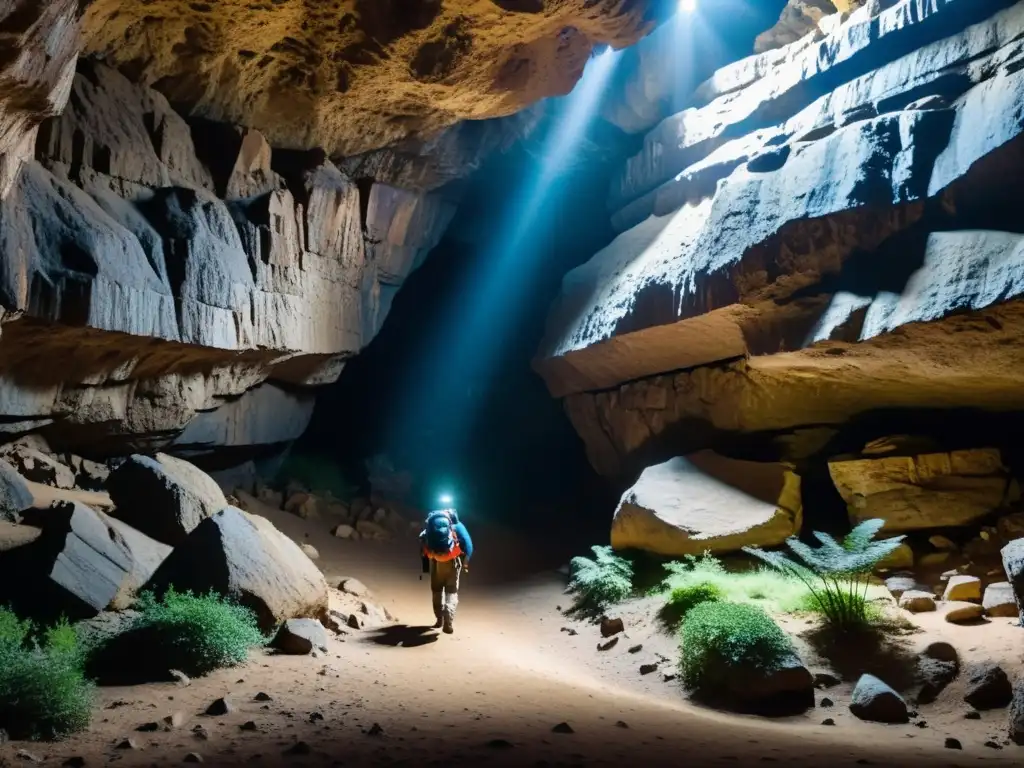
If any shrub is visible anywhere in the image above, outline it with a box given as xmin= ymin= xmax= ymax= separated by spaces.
xmin=680 ymin=601 xmax=794 ymax=693
xmin=0 ymin=608 xmax=94 ymax=741
xmin=657 ymin=551 xmax=808 ymax=614
xmin=87 ymin=589 xmax=266 ymax=684
xmin=659 ymin=582 xmax=723 ymax=628
xmin=130 ymin=589 xmax=266 ymax=676
xmin=743 ymin=519 xmax=905 ymax=631
xmin=565 ymin=545 xmax=633 ymax=617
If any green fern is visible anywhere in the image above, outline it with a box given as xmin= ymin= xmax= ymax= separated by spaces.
xmin=743 ymin=519 xmax=905 ymax=631
xmin=565 ymin=545 xmax=633 ymax=617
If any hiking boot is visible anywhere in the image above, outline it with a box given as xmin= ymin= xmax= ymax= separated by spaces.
xmin=432 ymin=617 xmax=444 ymax=629
xmin=442 ymin=622 xmax=454 ymax=635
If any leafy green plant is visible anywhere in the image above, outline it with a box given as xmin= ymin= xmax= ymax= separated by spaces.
xmin=0 ymin=607 xmax=94 ymax=741
xmin=659 ymin=582 xmax=722 ymax=628
xmin=656 ymin=551 xmax=808 ymax=614
xmin=680 ymin=601 xmax=795 ymax=692
xmin=127 ymin=589 xmax=267 ymax=676
xmin=743 ymin=519 xmax=905 ymax=631
xmin=565 ymin=545 xmax=633 ymax=617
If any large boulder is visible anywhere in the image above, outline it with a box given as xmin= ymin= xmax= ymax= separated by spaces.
xmin=0 ymin=502 xmax=132 ymax=622
xmin=108 ymin=453 xmax=228 ymax=546
xmin=611 ymin=453 xmax=801 ymax=556
xmin=0 ymin=459 xmax=34 ymax=523
xmin=1000 ymin=538 xmax=1024 ymax=618
xmin=829 ymin=449 xmax=1016 ymax=532
xmin=145 ymin=506 xmax=329 ymax=632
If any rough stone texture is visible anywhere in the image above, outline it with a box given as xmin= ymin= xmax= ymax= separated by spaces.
xmin=982 ymin=582 xmax=1018 ymax=618
xmin=102 ymin=514 xmax=173 ymax=610
xmin=1000 ymin=538 xmax=1024 ymax=619
xmin=942 ymin=601 xmax=983 ymax=624
xmin=271 ymin=618 xmax=328 ymax=656
xmin=0 ymin=60 xmax=457 ymax=461
xmin=916 ymin=641 xmax=958 ymax=705
xmin=0 ymin=501 xmax=132 ymax=621
xmin=707 ymin=653 xmax=814 ymax=715
xmin=145 ymin=506 xmax=329 ymax=632
xmin=0 ymin=0 xmax=80 ymax=198
xmin=108 ymin=453 xmax=228 ymax=546
xmin=1011 ymin=680 xmax=1024 ymax=745
xmin=963 ymin=662 xmax=1012 ymax=710
xmin=755 ymin=1 xmax=867 ymax=54
xmin=80 ymin=1 xmax=656 ymax=161
xmin=898 ymin=591 xmax=935 ymax=613
xmin=0 ymin=458 xmax=33 ymax=523
xmin=610 ymin=452 xmax=802 ymax=556
xmin=0 ymin=444 xmax=75 ymax=488
xmin=941 ymin=575 xmax=982 ymax=603
xmin=537 ymin=0 xmax=1024 ymax=478
xmin=830 ymin=451 xmax=1016 ymax=533
xmin=850 ymin=674 xmax=908 ymax=723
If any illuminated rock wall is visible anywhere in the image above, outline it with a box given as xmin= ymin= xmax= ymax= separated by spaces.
xmin=537 ymin=0 xmax=1024 ymax=485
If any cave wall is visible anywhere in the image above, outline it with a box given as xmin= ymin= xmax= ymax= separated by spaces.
xmin=0 ymin=0 xmax=663 ymax=470
xmin=0 ymin=55 xmax=455 ymax=462
xmin=535 ymin=0 xmax=1024 ymax=482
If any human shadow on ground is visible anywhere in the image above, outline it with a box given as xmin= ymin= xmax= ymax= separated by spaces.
xmin=366 ymin=624 xmax=439 ymax=648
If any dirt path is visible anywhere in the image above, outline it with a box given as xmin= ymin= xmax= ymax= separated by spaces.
xmin=3 ymin=508 xmax=1021 ymax=767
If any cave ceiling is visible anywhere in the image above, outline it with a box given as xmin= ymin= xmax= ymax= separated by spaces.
xmin=80 ymin=0 xmax=660 ymax=160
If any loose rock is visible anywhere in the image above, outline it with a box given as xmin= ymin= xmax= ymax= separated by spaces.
xmin=850 ymin=674 xmax=908 ymax=724
xmin=983 ymin=581 xmax=1018 ymax=618
xmin=964 ymin=663 xmax=1012 ymax=710
xmin=205 ymin=697 xmax=233 ymax=716
xmin=552 ymin=722 xmax=574 ymax=734
xmin=272 ymin=617 xmax=328 ymax=655
xmin=599 ymin=617 xmax=624 ymax=637
xmin=899 ymin=591 xmax=936 ymax=613
xmin=943 ymin=601 xmax=984 ymax=623
xmin=942 ymin=575 xmax=982 ymax=602
xmin=1010 ymin=679 xmax=1024 ymax=745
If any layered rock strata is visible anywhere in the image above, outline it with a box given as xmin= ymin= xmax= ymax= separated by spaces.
xmin=536 ymin=0 xmax=1024 ymax=488
xmin=0 ymin=60 xmax=455 ymax=460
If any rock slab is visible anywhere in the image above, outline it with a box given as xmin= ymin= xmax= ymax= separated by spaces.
xmin=611 ymin=453 xmax=802 ymax=556
xmin=145 ymin=506 xmax=328 ymax=632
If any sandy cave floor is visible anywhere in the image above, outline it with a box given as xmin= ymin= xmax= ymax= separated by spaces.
xmin=2 ymin=502 xmax=1024 ymax=768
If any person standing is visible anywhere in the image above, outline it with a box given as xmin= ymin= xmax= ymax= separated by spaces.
xmin=419 ymin=508 xmax=473 ymax=634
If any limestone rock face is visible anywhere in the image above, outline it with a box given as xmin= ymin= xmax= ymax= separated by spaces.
xmin=145 ymin=506 xmax=329 ymax=632
xmin=0 ymin=60 xmax=456 ymax=461
xmin=828 ymin=450 xmax=1017 ymax=532
xmin=611 ymin=453 xmax=801 ymax=556
xmin=538 ymin=0 xmax=1024 ymax=480
xmin=80 ymin=0 xmax=656 ymax=161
